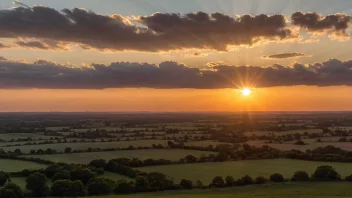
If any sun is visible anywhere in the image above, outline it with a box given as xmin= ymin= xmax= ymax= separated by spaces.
xmin=241 ymin=88 xmax=251 ymax=96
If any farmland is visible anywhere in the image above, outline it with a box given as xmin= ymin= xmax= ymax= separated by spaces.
xmin=23 ymin=149 xmax=216 ymax=164
xmin=95 ymin=182 xmax=352 ymax=198
xmin=138 ymin=158 xmax=352 ymax=183
xmin=1 ymin=112 xmax=352 ymax=198
xmin=0 ymin=159 xmax=47 ymax=172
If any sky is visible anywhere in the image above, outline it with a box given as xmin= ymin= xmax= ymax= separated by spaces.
xmin=1 ymin=0 xmax=352 ymax=112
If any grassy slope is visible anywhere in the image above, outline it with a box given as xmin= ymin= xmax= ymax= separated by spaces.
xmin=138 ymin=158 xmax=352 ymax=183
xmin=97 ymin=182 xmax=352 ymax=198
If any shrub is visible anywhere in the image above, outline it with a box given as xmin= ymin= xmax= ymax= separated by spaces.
xmin=51 ymin=180 xmax=72 ymax=197
xmin=311 ymin=165 xmax=340 ymax=181
xmin=26 ymin=172 xmax=50 ymax=197
xmin=255 ymin=176 xmax=267 ymax=184
xmin=292 ymin=171 xmax=309 ymax=181
xmin=270 ymin=173 xmax=284 ymax=182
xmin=0 ymin=171 xmax=10 ymax=186
xmin=211 ymin=176 xmax=225 ymax=188
xmin=0 ymin=182 xmax=24 ymax=198
xmin=115 ymin=179 xmax=135 ymax=194
xmin=52 ymin=171 xmax=70 ymax=183
xmin=67 ymin=180 xmax=86 ymax=197
xmin=236 ymin=175 xmax=253 ymax=186
xmin=345 ymin=174 xmax=352 ymax=181
xmin=225 ymin=176 xmax=235 ymax=186
xmin=180 ymin=179 xmax=193 ymax=189
xmin=135 ymin=176 xmax=149 ymax=192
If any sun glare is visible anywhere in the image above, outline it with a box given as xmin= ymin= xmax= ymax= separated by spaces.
xmin=241 ymin=88 xmax=251 ymax=96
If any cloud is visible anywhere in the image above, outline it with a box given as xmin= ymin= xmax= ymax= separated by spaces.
xmin=292 ymin=12 xmax=351 ymax=38
xmin=15 ymin=39 xmax=68 ymax=50
xmin=184 ymin=52 xmax=208 ymax=57
xmin=1 ymin=58 xmax=352 ymax=89
xmin=0 ymin=42 xmax=11 ymax=49
xmin=0 ymin=5 xmax=296 ymax=52
xmin=262 ymin=52 xmax=309 ymax=59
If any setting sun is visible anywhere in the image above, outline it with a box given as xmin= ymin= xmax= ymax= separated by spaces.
xmin=242 ymin=88 xmax=251 ymax=96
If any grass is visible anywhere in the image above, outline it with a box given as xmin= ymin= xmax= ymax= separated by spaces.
xmin=103 ymin=171 xmax=132 ymax=181
xmin=138 ymin=158 xmax=352 ymax=183
xmin=93 ymin=182 xmax=352 ymax=198
xmin=0 ymin=159 xmax=47 ymax=172
xmin=244 ymin=129 xmax=323 ymax=136
xmin=247 ymin=141 xmax=352 ymax=151
xmin=0 ymin=133 xmax=59 ymax=141
xmin=2 ymin=139 xmax=168 ymax=153
xmin=23 ymin=149 xmax=216 ymax=164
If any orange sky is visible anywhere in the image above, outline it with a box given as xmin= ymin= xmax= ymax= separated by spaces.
xmin=1 ymin=86 xmax=352 ymax=112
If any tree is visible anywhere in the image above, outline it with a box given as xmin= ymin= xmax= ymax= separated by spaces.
xmin=135 ymin=176 xmax=149 ymax=192
xmin=312 ymin=165 xmax=340 ymax=181
xmin=270 ymin=173 xmax=284 ymax=182
xmin=236 ymin=175 xmax=253 ymax=186
xmin=45 ymin=164 xmax=61 ymax=178
xmin=225 ymin=176 xmax=235 ymax=186
xmin=292 ymin=171 xmax=309 ymax=181
xmin=184 ymin=155 xmax=198 ymax=163
xmin=51 ymin=180 xmax=72 ymax=197
xmin=115 ymin=179 xmax=135 ymax=194
xmin=0 ymin=182 xmax=24 ymax=198
xmin=66 ymin=180 xmax=86 ymax=197
xmin=180 ymin=179 xmax=193 ymax=189
xmin=255 ymin=176 xmax=267 ymax=184
xmin=26 ymin=172 xmax=50 ymax=197
xmin=89 ymin=159 xmax=106 ymax=168
xmin=146 ymin=172 xmax=173 ymax=190
xmin=70 ymin=168 xmax=96 ymax=185
xmin=87 ymin=177 xmax=115 ymax=196
xmin=195 ymin=180 xmax=203 ymax=188
xmin=64 ymin=147 xmax=72 ymax=153
xmin=211 ymin=176 xmax=225 ymax=188
xmin=0 ymin=171 xmax=10 ymax=186
xmin=52 ymin=171 xmax=70 ymax=183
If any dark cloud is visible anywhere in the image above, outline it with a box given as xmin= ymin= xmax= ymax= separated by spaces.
xmin=292 ymin=12 xmax=351 ymax=37
xmin=0 ymin=58 xmax=352 ymax=89
xmin=0 ymin=5 xmax=295 ymax=52
xmin=15 ymin=40 xmax=68 ymax=50
xmin=262 ymin=52 xmax=309 ymax=59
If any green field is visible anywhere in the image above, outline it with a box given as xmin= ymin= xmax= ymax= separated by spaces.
xmin=138 ymin=159 xmax=352 ymax=183
xmin=0 ymin=133 xmax=60 ymax=141
xmin=244 ymin=129 xmax=323 ymax=136
xmin=246 ymin=141 xmax=352 ymax=151
xmin=0 ymin=159 xmax=47 ymax=172
xmin=2 ymin=140 xmax=167 ymax=153
xmin=23 ymin=149 xmax=216 ymax=164
xmin=94 ymin=182 xmax=352 ymax=198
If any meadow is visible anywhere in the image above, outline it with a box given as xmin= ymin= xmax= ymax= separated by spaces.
xmin=23 ymin=149 xmax=216 ymax=164
xmin=95 ymin=182 xmax=352 ymax=198
xmin=0 ymin=159 xmax=47 ymax=172
xmin=2 ymin=139 xmax=167 ymax=153
xmin=138 ymin=158 xmax=352 ymax=183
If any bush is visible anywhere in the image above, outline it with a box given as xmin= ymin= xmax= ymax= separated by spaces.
xmin=67 ymin=180 xmax=86 ymax=197
xmin=311 ymin=165 xmax=340 ymax=181
xmin=225 ymin=176 xmax=235 ymax=186
xmin=345 ymin=174 xmax=352 ymax=181
xmin=0 ymin=182 xmax=24 ymax=198
xmin=255 ymin=176 xmax=267 ymax=184
xmin=236 ymin=175 xmax=253 ymax=186
xmin=26 ymin=172 xmax=50 ymax=197
xmin=270 ymin=173 xmax=284 ymax=182
xmin=135 ymin=176 xmax=149 ymax=192
xmin=0 ymin=171 xmax=10 ymax=186
xmin=180 ymin=179 xmax=193 ymax=189
xmin=195 ymin=180 xmax=203 ymax=188
xmin=51 ymin=180 xmax=72 ymax=197
xmin=211 ymin=176 xmax=225 ymax=188
xmin=115 ymin=179 xmax=135 ymax=194
xmin=87 ymin=177 xmax=116 ymax=196
xmin=292 ymin=171 xmax=309 ymax=181
xmin=52 ymin=171 xmax=70 ymax=183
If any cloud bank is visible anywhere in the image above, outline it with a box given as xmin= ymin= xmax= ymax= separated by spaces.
xmin=0 ymin=4 xmax=350 ymax=52
xmin=0 ymin=57 xmax=352 ymax=89
xmin=262 ymin=52 xmax=309 ymax=59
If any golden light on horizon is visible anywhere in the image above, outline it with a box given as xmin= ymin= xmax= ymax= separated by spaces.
xmin=241 ymin=88 xmax=251 ymax=96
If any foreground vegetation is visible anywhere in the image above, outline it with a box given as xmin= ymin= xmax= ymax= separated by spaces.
xmin=94 ymin=182 xmax=352 ymax=198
